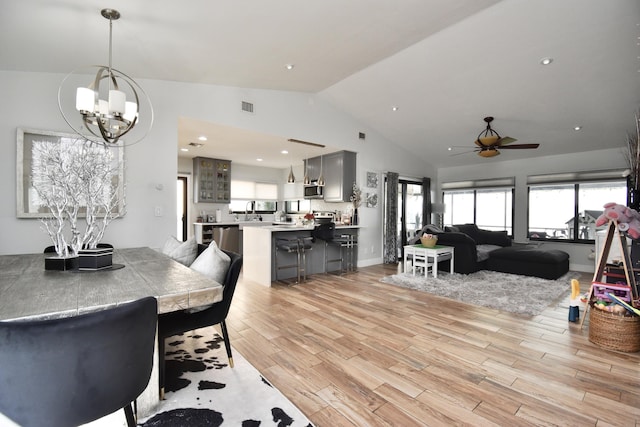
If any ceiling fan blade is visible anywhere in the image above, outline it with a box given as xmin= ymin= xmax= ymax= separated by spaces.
xmin=497 ymin=136 xmax=517 ymax=145
xmin=449 ymin=149 xmax=477 ymax=157
xmin=499 ymin=143 xmax=539 ymax=149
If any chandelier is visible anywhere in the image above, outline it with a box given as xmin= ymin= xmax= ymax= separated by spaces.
xmin=58 ymin=8 xmax=153 ymax=146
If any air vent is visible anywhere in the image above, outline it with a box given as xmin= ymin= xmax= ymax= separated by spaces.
xmin=241 ymin=101 xmax=254 ymax=113
xmin=359 ymin=132 xmax=366 ymax=140
xmin=188 ymin=142 xmax=204 ymax=148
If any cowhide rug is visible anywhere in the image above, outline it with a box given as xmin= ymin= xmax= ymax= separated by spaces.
xmin=80 ymin=327 xmax=313 ymax=427
xmin=140 ymin=328 xmax=313 ymax=427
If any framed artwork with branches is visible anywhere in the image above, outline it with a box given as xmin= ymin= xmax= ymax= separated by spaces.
xmin=16 ymin=128 xmax=125 ymax=219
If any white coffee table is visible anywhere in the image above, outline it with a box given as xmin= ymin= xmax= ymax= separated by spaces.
xmin=403 ymin=244 xmax=454 ymax=278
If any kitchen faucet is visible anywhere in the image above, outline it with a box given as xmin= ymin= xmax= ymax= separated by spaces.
xmin=245 ymin=201 xmax=254 ymax=221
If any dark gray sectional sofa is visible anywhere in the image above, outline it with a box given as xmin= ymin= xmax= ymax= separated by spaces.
xmin=410 ymin=223 xmax=569 ymax=280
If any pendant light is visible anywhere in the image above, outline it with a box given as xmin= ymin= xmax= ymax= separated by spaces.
xmin=303 ymin=156 xmax=310 ymax=185
xmin=287 ymin=165 xmax=295 ymax=183
xmin=317 ymin=155 xmax=325 ymax=186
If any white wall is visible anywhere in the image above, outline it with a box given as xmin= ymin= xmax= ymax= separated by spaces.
xmin=0 ymin=70 xmax=431 ymax=263
xmin=437 ymin=148 xmax=627 ymax=272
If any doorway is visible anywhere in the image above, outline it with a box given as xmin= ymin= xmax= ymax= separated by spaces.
xmin=395 ymin=179 xmax=424 ymax=259
xmin=177 ymin=176 xmax=188 ymax=241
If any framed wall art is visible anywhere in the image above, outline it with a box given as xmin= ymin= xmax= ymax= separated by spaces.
xmin=366 ymin=192 xmax=378 ymax=208
xmin=366 ymin=171 xmax=378 ymax=188
xmin=16 ymin=128 xmax=125 ymax=218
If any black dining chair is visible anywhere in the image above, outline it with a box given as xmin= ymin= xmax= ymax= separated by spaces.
xmin=0 ymin=296 xmax=157 ymax=427
xmin=157 ymin=248 xmax=243 ymax=397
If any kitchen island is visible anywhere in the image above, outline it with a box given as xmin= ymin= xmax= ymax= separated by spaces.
xmin=243 ymin=224 xmax=360 ymax=286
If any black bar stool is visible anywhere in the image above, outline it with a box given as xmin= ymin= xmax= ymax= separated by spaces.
xmin=274 ymin=236 xmax=312 ymax=283
xmin=312 ymin=222 xmax=356 ymax=275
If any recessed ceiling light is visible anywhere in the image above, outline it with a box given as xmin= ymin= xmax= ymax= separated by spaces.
xmin=281 ymin=150 xmax=289 ymax=154
xmin=285 ymin=64 xmax=295 ymax=70
xmin=256 ymin=158 xmax=263 ymax=162
xmin=447 ymin=147 xmax=453 ymax=151
xmin=391 ymin=106 xmax=399 ymax=111
xmin=540 ymin=57 xmax=553 ymax=65
xmin=198 ymin=135 xmax=207 ymax=141
xmin=574 ymin=126 xmax=582 ymax=131
xmin=180 ymin=148 xmax=189 ymax=152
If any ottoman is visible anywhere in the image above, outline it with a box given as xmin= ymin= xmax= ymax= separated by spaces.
xmin=487 ymin=246 xmax=570 ymax=280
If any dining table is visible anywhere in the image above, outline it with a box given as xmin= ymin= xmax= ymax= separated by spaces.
xmin=0 ymin=246 xmax=224 ymax=420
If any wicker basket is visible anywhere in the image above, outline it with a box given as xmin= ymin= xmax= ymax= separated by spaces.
xmin=588 ymin=305 xmax=640 ymax=353
xmin=419 ymin=235 xmax=438 ymax=247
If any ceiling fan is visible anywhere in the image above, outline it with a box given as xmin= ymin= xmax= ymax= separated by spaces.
xmin=471 ymin=116 xmax=539 ymax=158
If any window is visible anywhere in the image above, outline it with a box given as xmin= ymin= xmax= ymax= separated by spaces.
xmin=442 ymin=177 xmax=515 ymax=235
xmin=528 ymin=179 xmax=626 ymax=242
xmin=229 ymin=200 xmax=278 ymax=214
xmin=442 ymin=188 xmax=513 ymax=234
xmin=443 ymin=191 xmax=474 ymax=226
xmin=285 ymin=200 xmax=310 ymax=213
xmin=229 ymin=180 xmax=278 ymax=214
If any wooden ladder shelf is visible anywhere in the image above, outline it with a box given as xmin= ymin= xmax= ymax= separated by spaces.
xmin=580 ymin=220 xmax=639 ymax=328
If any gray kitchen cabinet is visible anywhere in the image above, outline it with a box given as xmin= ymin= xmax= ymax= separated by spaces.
xmin=322 ymin=150 xmax=356 ymax=202
xmin=193 ymin=157 xmax=231 ymax=203
xmin=304 ymin=156 xmax=322 ymax=184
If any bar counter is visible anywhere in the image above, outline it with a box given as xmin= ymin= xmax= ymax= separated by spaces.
xmin=242 ymin=224 xmax=360 ymax=286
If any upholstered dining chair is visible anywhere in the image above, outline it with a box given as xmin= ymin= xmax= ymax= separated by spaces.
xmin=157 ymin=249 xmax=243 ymax=396
xmin=0 ymin=296 xmax=157 ymax=427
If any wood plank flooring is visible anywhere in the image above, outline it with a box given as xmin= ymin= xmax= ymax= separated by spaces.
xmin=226 ymin=264 xmax=640 ymax=426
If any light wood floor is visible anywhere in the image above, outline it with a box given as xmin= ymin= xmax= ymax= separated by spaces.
xmin=227 ymin=264 xmax=640 ymax=426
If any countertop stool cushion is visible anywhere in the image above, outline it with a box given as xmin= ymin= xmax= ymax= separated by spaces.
xmin=487 ymin=246 xmax=569 ymax=280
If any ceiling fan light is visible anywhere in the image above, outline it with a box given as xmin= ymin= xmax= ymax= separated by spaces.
xmin=478 ymin=135 xmax=499 ymax=146
xmin=478 ymin=149 xmax=499 ymax=158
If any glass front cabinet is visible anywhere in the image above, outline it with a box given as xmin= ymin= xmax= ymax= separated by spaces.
xmin=193 ymin=157 xmax=231 ymax=203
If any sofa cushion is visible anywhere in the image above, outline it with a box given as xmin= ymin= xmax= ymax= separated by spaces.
xmin=487 ymin=246 xmax=570 ymax=280
xmin=454 ymin=224 xmax=480 ymax=242
xmin=476 ymin=244 xmax=502 ymax=262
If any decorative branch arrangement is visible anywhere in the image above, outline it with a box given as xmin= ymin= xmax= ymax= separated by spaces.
xmin=350 ymin=182 xmax=362 ymax=209
xmin=31 ymin=138 xmax=125 ymax=257
xmin=624 ymin=111 xmax=640 ymax=191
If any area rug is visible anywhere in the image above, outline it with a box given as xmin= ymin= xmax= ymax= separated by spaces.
xmin=81 ymin=327 xmax=313 ymax=427
xmin=380 ymin=270 xmax=580 ymax=316
xmin=141 ymin=328 xmax=313 ymax=427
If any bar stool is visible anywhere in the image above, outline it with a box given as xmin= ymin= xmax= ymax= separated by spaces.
xmin=312 ymin=223 xmax=356 ymax=275
xmin=342 ymin=233 xmax=358 ymax=273
xmin=274 ymin=236 xmax=312 ymax=283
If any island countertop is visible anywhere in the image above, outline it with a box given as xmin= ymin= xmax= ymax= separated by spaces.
xmin=242 ymin=224 xmax=360 ymax=286
xmin=244 ymin=224 xmax=362 ymax=232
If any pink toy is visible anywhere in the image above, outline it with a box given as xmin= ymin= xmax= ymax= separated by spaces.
xmin=595 ymin=202 xmax=640 ymax=239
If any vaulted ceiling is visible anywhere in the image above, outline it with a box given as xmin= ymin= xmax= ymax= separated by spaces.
xmin=2 ymin=0 xmax=638 ymax=168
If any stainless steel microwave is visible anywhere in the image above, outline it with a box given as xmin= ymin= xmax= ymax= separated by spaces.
xmin=304 ymin=185 xmax=323 ymax=199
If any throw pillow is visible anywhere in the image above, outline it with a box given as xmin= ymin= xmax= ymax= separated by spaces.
xmin=162 ymin=236 xmax=198 ymax=266
xmin=161 ymin=236 xmax=181 ymax=255
xmin=189 ymin=240 xmax=231 ymax=286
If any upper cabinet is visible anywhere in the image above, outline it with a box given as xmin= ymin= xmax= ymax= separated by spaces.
xmin=304 ymin=156 xmax=322 ymax=184
xmin=305 ymin=150 xmax=356 ymax=202
xmin=323 ymin=150 xmax=356 ymax=202
xmin=193 ymin=157 xmax=231 ymax=203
